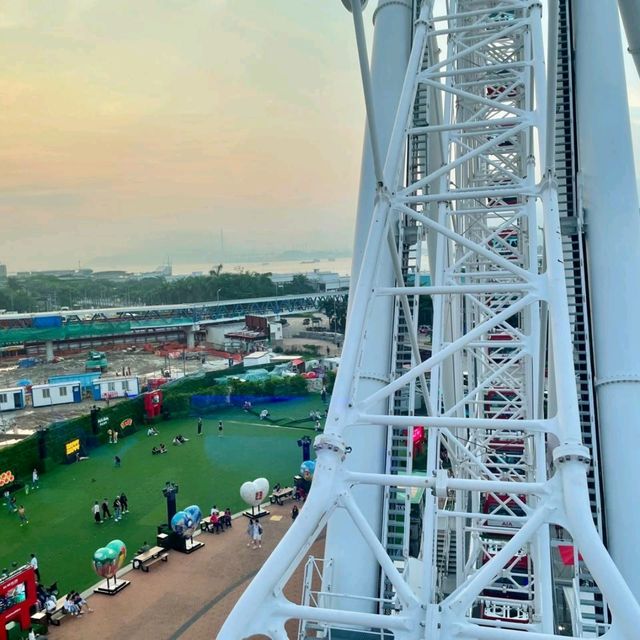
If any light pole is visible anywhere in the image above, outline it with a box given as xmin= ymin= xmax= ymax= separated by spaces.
xmin=216 ymin=288 xmax=222 ymax=302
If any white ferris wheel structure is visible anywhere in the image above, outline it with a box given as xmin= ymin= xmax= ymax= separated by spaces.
xmin=219 ymin=1 xmax=640 ymax=638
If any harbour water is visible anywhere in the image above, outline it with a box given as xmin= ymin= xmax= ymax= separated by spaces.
xmin=164 ymin=257 xmax=352 ymax=277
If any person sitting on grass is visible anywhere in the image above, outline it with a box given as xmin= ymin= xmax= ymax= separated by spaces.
xmin=259 ymin=409 xmax=270 ymax=420
xmin=159 ymin=443 xmax=167 ymax=454
xmin=175 ymin=434 xmax=189 ymax=444
xmin=243 ymin=401 xmax=252 ymax=411
xmin=152 ymin=446 xmax=161 ymax=455
xmin=147 ymin=426 xmax=158 ymax=436
xmin=137 ymin=541 xmax=151 ymax=555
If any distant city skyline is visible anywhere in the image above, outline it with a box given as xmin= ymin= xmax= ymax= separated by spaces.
xmin=0 ymin=2 xmax=639 ymax=273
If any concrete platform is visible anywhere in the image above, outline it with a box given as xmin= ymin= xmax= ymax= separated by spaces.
xmin=47 ymin=503 xmax=318 ymax=639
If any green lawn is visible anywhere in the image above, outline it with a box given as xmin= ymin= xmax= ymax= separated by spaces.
xmin=0 ymin=397 xmax=325 ymax=592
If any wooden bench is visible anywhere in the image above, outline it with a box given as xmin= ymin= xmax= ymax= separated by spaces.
xmin=31 ymin=594 xmax=68 ymax=627
xmin=132 ymin=546 xmax=169 ymax=572
xmin=269 ymin=487 xmax=295 ymax=505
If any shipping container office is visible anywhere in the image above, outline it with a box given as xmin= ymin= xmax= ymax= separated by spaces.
xmin=32 ymin=381 xmax=82 ymax=408
xmin=48 ymin=372 xmax=101 ymax=393
xmin=92 ymin=377 xmax=139 ymax=401
xmin=0 ymin=387 xmax=25 ymax=412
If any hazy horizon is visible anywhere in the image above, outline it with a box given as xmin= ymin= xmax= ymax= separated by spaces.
xmin=0 ymin=1 xmax=368 ymax=272
xmin=1 ymin=2 xmax=639 ymax=273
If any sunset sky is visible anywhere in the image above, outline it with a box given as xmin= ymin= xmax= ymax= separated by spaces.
xmin=0 ymin=1 xmax=639 ymax=272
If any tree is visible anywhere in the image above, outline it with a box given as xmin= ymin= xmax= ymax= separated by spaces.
xmin=318 ymin=296 xmax=349 ymax=333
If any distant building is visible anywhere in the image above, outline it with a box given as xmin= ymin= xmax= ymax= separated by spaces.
xmin=0 ymin=264 xmax=6 ymax=285
xmin=270 ymin=269 xmax=349 ymax=292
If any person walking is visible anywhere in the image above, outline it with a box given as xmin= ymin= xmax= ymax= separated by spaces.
xmin=218 ymin=420 xmax=223 ymax=437
xmin=120 ymin=492 xmax=129 ymax=514
xmin=29 ymin=554 xmax=40 ymax=582
xmin=113 ymin=430 xmax=119 ymax=444
xmin=246 ymin=518 xmax=255 ymax=547
xmin=246 ymin=518 xmax=262 ymax=549
xmin=114 ymin=455 xmax=121 ymax=468
xmin=32 ymin=468 xmax=39 ymax=489
xmin=113 ymin=496 xmax=122 ymax=522
xmin=107 ymin=429 xmax=113 ymax=444
xmin=93 ymin=501 xmax=102 ymax=524
xmin=197 ymin=417 xmax=203 ymax=436
xmin=101 ymin=498 xmax=111 ymax=520
xmin=291 ymin=505 xmax=299 ymax=522
xmin=17 ymin=505 xmax=29 ymax=526
xmin=30 ymin=554 xmax=40 ymax=581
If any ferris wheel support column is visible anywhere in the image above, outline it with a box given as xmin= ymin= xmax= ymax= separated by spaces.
xmin=324 ymin=0 xmax=413 ymax=611
xmin=572 ymin=0 xmax=640 ymax=599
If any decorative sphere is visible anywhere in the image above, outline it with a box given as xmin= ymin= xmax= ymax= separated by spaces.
xmin=300 ymin=459 xmax=316 ymax=481
xmin=92 ymin=546 xmax=118 ymax=579
xmin=107 ymin=539 xmax=127 ymax=570
xmin=171 ymin=509 xmax=198 ymax=538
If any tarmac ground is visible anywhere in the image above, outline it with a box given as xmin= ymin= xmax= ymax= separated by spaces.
xmin=47 ymin=502 xmax=321 ymax=640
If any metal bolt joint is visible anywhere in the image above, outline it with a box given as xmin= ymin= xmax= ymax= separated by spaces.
xmin=552 ymin=443 xmax=591 ymax=467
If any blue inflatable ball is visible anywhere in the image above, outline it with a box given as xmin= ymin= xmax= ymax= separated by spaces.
xmin=171 ymin=510 xmax=194 ymax=538
xmin=184 ymin=505 xmax=202 ymax=531
xmin=300 ymin=459 xmax=316 ymax=481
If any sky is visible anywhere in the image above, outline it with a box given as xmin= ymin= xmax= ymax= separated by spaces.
xmin=0 ymin=0 xmax=368 ymax=271
xmin=0 ymin=1 xmax=639 ymax=273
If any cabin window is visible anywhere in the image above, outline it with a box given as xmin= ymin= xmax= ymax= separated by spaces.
xmin=0 ymin=393 xmax=6 ymax=403
xmin=108 ymin=382 xmax=116 ymax=392
xmin=59 ymin=387 xmax=67 ymax=397
xmin=42 ymin=388 xmax=51 ymax=399
xmin=122 ymin=380 xmax=129 ymax=391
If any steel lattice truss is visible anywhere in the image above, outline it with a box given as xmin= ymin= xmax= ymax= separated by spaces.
xmin=219 ymin=2 xmax=640 ymax=639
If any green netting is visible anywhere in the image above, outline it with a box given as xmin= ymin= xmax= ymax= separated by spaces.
xmin=0 ymin=322 xmax=131 ymax=345
xmin=0 ymin=318 xmax=199 ymax=345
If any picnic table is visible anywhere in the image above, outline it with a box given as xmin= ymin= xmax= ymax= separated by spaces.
xmin=31 ymin=594 xmax=68 ymax=627
xmin=132 ymin=546 xmax=169 ymax=572
xmin=269 ymin=486 xmax=295 ymax=505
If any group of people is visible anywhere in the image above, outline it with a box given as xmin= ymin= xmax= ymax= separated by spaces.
xmin=92 ymin=493 xmax=129 ymax=524
xmin=172 ymin=434 xmax=189 ymax=446
xmin=106 ymin=429 xmax=120 ymax=444
xmin=246 ymin=518 xmax=263 ymax=549
xmin=61 ymin=591 xmax=93 ymax=616
xmin=151 ymin=443 xmax=168 ymax=455
xmin=208 ymin=505 xmax=233 ymax=532
xmin=196 ymin=417 xmax=224 ymax=436
xmin=3 ymin=479 xmax=33 ymax=526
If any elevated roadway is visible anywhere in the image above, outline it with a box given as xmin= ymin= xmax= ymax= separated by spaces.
xmin=0 ymin=291 xmax=347 ymax=348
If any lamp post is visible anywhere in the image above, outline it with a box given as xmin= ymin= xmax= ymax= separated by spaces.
xmin=216 ymin=288 xmax=222 ymax=302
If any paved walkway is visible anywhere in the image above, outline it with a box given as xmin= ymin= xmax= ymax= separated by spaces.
xmin=48 ymin=504 xmax=315 ymax=639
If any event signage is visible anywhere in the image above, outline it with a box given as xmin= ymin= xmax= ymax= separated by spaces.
xmin=65 ymin=439 xmax=80 ymax=456
xmin=97 ymin=416 xmax=109 ymax=427
xmin=0 ymin=470 xmax=14 ymax=487
xmin=120 ymin=418 xmax=133 ymax=429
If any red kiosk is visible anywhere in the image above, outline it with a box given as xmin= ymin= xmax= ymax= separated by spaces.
xmin=0 ymin=566 xmax=37 ymax=639
xmin=143 ymin=389 xmax=163 ymax=420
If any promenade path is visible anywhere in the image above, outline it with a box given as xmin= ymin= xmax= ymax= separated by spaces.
xmin=48 ymin=503 xmax=317 ymax=639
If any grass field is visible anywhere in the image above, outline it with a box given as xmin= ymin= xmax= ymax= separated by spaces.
xmin=0 ymin=397 xmax=324 ymax=593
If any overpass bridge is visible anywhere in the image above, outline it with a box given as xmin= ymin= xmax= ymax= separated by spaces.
xmin=0 ymin=291 xmax=347 ymax=351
